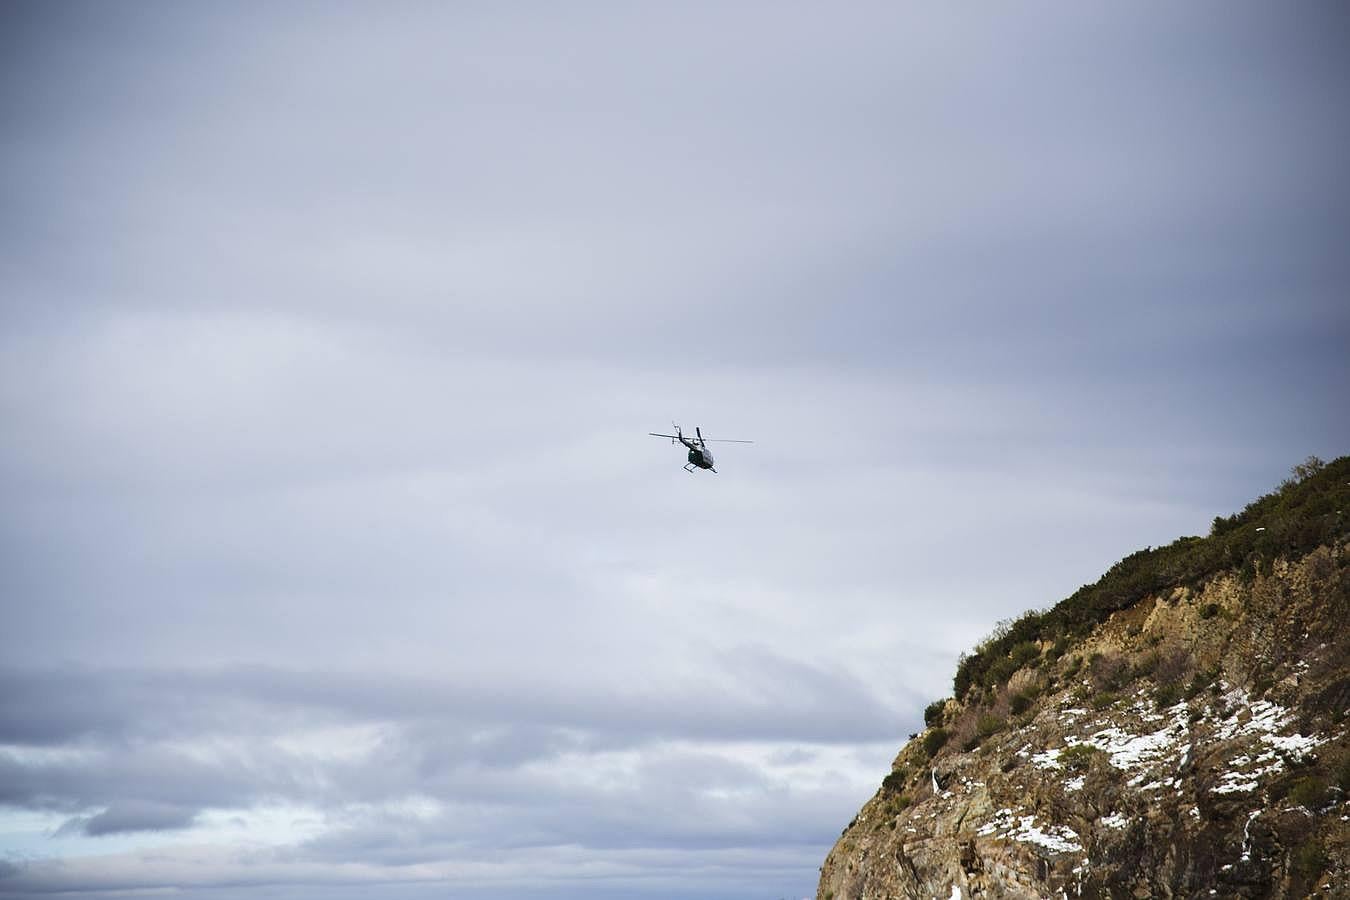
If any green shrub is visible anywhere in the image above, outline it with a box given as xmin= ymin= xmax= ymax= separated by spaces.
xmin=1009 ymin=641 xmax=1040 ymax=668
xmin=1009 ymin=692 xmax=1034 ymax=715
xmin=876 ymin=791 xmax=912 ymax=825
xmin=1059 ymin=743 xmax=1101 ymax=772
xmin=881 ymin=768 xmax=909 ymax=794
xmin=1047 ymin=635 xmax=1070 ymax=662
xmin=923 ymin=728 xmax=949 ymax=756
xmin=1292 ymin=840 xmax=1328 ymax=877
xmin=924 ymin=699 xmax=947 ymax=727
xmin=961 ymin=714 xmax=1005 ymax=752
xmin=1283 ymin=455 xmax=1326 ymax=487
xmin=1185 ymin=669 xmax=1216 ymax=699
xmin=976 ymin=714 xmax=1003 ymax=739
xmin=1288 ymin=776 xmax=1329 ymax=809
xmin=1090 ymin=691 xmax=1120 ymax=710
xmin=1153 ymin=684 xmax=1181 ymax=710
xmin=983 ymin=655 xmax=1019 ymax=688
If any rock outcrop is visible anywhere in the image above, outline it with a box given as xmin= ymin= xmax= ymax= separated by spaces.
xmin=819 ymin=458 xmax=1349 ymax=899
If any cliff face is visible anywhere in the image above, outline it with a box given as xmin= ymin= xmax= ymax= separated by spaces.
xmin=819 ymin=460 xmax=1350 ymax=899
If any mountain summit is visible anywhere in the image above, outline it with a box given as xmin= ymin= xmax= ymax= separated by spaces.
xmin=818 ymin=457 xmax=1349 ymax=899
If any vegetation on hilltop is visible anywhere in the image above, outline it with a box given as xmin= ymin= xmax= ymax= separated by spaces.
xmin=952 ymin=455 xmax=1349 ymax=700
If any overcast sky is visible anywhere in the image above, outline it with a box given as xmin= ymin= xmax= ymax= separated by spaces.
xmin=2 ymin=2 xmax=1348 ymax=898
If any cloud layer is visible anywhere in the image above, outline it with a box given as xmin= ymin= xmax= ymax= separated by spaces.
xmin=2 ymin=2 xmax=1347 ymax=897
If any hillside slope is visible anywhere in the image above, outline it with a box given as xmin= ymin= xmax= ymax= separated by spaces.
xmin=818 ymin=457 xmax=1350 ymax=899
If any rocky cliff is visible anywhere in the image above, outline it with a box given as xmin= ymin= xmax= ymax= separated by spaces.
xmin=818 ymin=457 xmax=1350 ymax=899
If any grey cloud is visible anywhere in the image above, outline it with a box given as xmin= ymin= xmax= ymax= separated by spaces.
xmin=0 ymin=659 xmax=880 ymax=897
xmin=0 ymin=659 xmax=905 ymax=749
xmin=58 ymin=802 xmax=198 ymax=837
xmin=0 ymin=659 xmax=903 ymax=856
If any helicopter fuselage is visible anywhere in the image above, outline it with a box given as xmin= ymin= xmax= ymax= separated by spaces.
xmin=679 ymin=436 xmax=714 ymax=470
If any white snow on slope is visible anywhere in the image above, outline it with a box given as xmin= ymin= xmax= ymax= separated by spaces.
xmin=1031 ymin=748 xmax=1062 ymax=770
xmin=1100 ymin=812 xmax=1130 ymax=829
xmin=1206 ymin=690 xmax=1325 ymax=793
xmin=977 ymin=808 xmax=1083 ymax=854
xmin=1072 ymin=702 xmax=1189 ymax=775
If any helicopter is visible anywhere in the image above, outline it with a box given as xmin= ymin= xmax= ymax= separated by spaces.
xmin=649 ymin=424 xmax=752 ymax=473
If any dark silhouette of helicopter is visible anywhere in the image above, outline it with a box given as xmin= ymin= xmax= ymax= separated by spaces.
xmin=649 ymin=424 xmax=752 ymax=473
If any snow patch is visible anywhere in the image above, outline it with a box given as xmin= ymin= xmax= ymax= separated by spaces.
xmin=1100 ymin=812 xmax=1129 ymax=829
xmin=1214 ymin=694 xmax=1290 ymax=742
xmin=1031 ymin=748 xmax=1063 ymax=770
xmin=977 ymin=809 xmax=1083 ymax=854
xmin=1085 ymin=720 xmax=1182 ymax=771
xmin=1213 ymin=763 xmax=1278 ymax=794
xmin=977 ymin=808 xmax=1015 ymax=836
xmin=1262 ymin=731 xmax=1322 ymax=757
xmin=1209 ymin=718 xmax=1324 ymax=795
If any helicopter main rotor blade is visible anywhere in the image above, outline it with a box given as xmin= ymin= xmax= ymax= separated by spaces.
xmin=648 ymin=430 xmax=751 ymax=442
